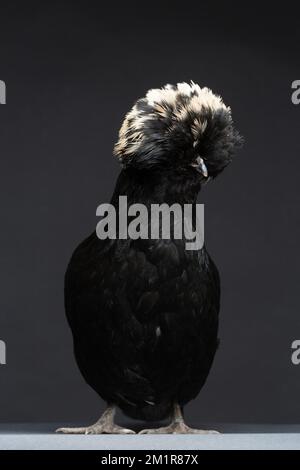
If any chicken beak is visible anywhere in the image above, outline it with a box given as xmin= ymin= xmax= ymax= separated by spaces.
xmin=191 ymin=156 xmax=208 ymax=178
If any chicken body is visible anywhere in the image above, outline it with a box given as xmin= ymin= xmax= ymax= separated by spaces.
xmin=65 ymin=167 xmax=220 ymax=422
xmin=58 ymin=81 xmax=242 ymax=433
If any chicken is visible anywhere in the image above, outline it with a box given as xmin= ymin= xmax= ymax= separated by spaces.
xmin=57 ymin=82 xmax=242 ymax=434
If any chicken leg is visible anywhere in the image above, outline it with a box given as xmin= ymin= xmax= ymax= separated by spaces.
xmin=139 ymin=403 xmax=219 ymax=434
xmin=56 ymin=404 xmax=135 ymax=434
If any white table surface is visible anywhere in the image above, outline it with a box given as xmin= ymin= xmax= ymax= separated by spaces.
xmin=0 ymin=423 xmax=300 ymax=450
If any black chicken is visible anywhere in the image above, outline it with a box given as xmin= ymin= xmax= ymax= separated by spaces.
xmin=57 ymin=82 xmax=242 ymax=434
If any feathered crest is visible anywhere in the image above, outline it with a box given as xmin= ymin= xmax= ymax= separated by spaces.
xmin=114 ymin=82 xmax=242 ymax=176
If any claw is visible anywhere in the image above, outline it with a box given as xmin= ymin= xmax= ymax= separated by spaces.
xmin=56 ymin=427 xmax=87 ymax=434
xmin=55 ymin=405 xmax=135 ymax=435
xmin=56 ymin=424 xmax=136 ymax=435
xmin=138 ymin=423 xmax=220 ymax=435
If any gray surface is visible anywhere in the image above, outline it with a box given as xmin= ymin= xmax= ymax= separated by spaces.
xmin=0 ymin=1 xmax=300 ymax=425
xmin=0 ymin=424 xmax=300 ymax=450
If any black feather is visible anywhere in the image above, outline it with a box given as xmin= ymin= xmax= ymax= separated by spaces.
xmin=64 ymin=82 xmax=242 ymax=421
xmin=65 ymin=168 xmax=220 ymax=421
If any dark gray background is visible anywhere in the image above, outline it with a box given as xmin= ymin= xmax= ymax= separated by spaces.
xmin=0 ymin=0 xmax=299 ymax=425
